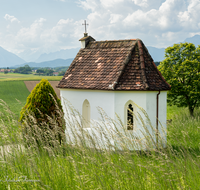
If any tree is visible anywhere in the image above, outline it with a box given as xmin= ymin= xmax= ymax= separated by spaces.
xmin=44 ymin=69 xmax=54 ymax=76
xmin=14 ymin=65 xmax=32 ymax=74
xmin=36 ymin=68 xmax=44 ymax=75
xmin=19 ymin=79 xmax=66 ymax=146
xmin=58 ymin=71 xmax=65 ymax=76
xmin=158 ymin=42 xmax=200 ymax=116
xmin=4 ymin=69 xmax=8 ymax=74
xmin=36 ymin=68 xmax=54 ymax=76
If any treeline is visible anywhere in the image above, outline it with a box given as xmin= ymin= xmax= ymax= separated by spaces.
xmin=13 ymin=65 xmax=69 ymax=76
xmin=54 ymin=66 xmax=69 ymax=72
xmin=36 ymin=68 xmax=54 ymax=76
xmin=54 ymin=66 xmax=69 ymax=76
xmin=14 ymin=65 xmax=32 ymax=74
xmin=36 ymin=66 xmax=68 ymax=76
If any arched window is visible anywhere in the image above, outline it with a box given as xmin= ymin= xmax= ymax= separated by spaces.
xmin=82 ymin=99 xmax=90 ymax=128
xmin=125 ymin=101 xmax=135 ymax=130
xmin=127 ymin=104 xmax=134 ymax=130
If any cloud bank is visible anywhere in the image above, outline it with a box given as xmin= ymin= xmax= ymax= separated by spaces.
xmin=1 ymin=0 xmax=200 ymax=61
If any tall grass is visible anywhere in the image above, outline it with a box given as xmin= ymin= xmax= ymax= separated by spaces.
xmin=168 ymin=107 xmax=200 ymax=153
xmin=0 ymin=101 xmax=200 ymax=189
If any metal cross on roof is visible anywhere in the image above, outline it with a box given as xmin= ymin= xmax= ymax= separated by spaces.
xmin=82 ymin=20 xmax=89 ymax=33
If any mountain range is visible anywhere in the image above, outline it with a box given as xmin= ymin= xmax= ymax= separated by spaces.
xmin=0 ymin=46 xmax=26 ymax=67
xmin=1 ymin=35 xmax=200 ymax=68
xmin=147 ymin=35 xmax=200 ymax=62
xmin=14 ymin=58 xmax=73 ymax=68
xmin=34 ymin=48 xmax=80 ymax=63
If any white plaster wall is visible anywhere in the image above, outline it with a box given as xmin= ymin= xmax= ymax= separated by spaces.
xmin=158 ymin=91 xmax=167 ymax=146
xmin=145 ymin=91 xmax=168 ymax=147
xmin=60 ymin=88 xmax=116 ymax=149
xmin=81 ymin=41 xmax=85 ymax=49
xmin=114 ymin=91 xmax=147 ymax=121
xmin=59 ymin=88 xmax=168 ymax=150
xmin=146 ymin=92 xmax=157 ymax=138
xmin=60 ymin=89 xmax=115 ymax=120
xmin=114 ymin=91 xmax=148 ymax=149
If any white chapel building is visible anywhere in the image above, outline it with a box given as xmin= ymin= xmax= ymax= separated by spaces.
xmin=57 ymin=33 xmax=171 ymax=149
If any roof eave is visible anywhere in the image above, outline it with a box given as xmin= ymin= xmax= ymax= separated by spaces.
xmin=57 ymin=86 xmax=171 ymax=91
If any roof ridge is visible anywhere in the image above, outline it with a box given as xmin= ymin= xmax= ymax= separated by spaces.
xmin=151 ymin=61 xmax=171 ymax=89
xmin=112 ymin=41 xmax=137 ymax=90
xmin=91 ymin=39 xmax=136 ymax=43
xmin=138 ymin=40 xmax=149 ymax=89
xmin=139 ymin=41 xmax=171 ymax=89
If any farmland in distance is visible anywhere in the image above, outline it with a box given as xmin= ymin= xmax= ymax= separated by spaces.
xmin=0 ymin=73 xmax=63 ymax=117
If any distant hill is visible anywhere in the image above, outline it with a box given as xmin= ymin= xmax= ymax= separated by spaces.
xmin=2 ymin=35 xmax=200 ymax=67
xmin=13 ymin=58 xmax=73 ymax=68
xmin=184 ymin=35 xmax=200 ymax=47
xmin=0 ymin=46 xmax=26 ymax=67
xmin=35 ymin=48 xmax=80 ymax=63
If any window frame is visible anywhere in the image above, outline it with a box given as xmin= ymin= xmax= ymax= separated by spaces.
xmin=82 ymin=99 xmax=91 ymax=128
xmin=124 ymin=100 xmax=136 ymax=130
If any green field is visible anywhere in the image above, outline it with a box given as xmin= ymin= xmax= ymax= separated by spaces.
xmin=167 ymin=104 xmax=188 ymax=119
xmin=0 ymin=73 xmax=62 ymax=117
xmin=0 ymin=99 xmax=200 ymax=189
xmin=0 ymin=73 xmax=62 ymax=81
xmin=0 ymin=81 xmax=30 ymax=117
xmin=0 ymin=74 xmax=200 ymax=189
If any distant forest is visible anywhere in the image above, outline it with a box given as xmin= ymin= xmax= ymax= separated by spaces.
xmin=13 ymin=65 xmax=69 ymax=76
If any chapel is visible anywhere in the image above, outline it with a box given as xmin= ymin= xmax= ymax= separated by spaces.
xmin=57 ymin=32 xmax=170 ymax=148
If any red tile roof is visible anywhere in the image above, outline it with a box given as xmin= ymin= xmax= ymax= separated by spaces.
xmin=57 ymin=39 xmax=170 ymax=91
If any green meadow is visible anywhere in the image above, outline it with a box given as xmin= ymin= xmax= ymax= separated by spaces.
xmin=0 ymin=73 xmax=62 ymax=116
xmin=0 ymin=73 xmax=200 ymax=189
xmin=0 ymin=81 xmax=30 ymax=117
xmin=0 ymin=73 xmax=62 ymax=82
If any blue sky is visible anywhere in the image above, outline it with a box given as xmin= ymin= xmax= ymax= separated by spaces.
xmin=0 ymin=0 xmax=200 ymax=61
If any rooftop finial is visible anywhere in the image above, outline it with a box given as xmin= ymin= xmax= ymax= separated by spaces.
xmin=82 ymin=20 xmax=89 ymax=37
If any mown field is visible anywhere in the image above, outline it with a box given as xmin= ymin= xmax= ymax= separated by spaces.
xmin=0 ymin=73 xmax=199 ymax=189
xmin=0 ymin=73 xmax=62 ymax=82
xmin=0 ymin=73 xmax=62 ymax=117
xmin=0 ymin=81 xmax=30 ymax=117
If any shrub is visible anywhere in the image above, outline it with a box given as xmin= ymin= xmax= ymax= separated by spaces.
xmin=19 ymin=79 xmax=66 ymax=147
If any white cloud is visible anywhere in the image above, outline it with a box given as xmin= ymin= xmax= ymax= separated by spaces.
xmin=109 ymin=14 xmax=123 ymax=24
xmin=132 ymin=0 xmax=148 ymax=7
xmin=1 ymin=17 xmax=83 ymax=60
xmin=4 ymin=14 xmax=20 ymax=23
xmin=79 ymin=0 xmax=100 ymax=11
xmin=100 ymin=0 xmax=124 ymax=8
xmin=178 ymin=0 xmax=200 ymax=30
xmin=2 ymin=0 xmax=200 ymax=61
xmin=16 ymin=18 xmax=47 ymax=48
xmin=77 ymin=0 xmax=200 ymax=47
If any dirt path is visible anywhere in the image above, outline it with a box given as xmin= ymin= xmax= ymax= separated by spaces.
xmin=24 ymin=81 xmax=60 ymax=99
